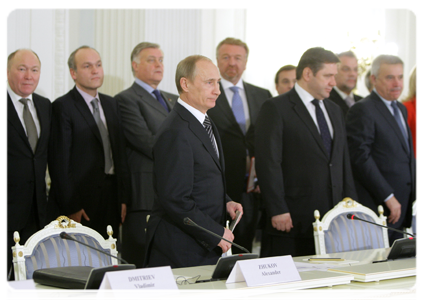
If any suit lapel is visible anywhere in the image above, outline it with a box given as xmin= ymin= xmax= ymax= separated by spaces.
xmin=32 ymin=94 xmax=49 ymax=154
xmin=290 ymin=90 xmax=330 ymax=159
xmin=71 ymin=87 xmax=103 ymax=144
xmin=324 ymin=99 xmax=342 ymax=160
xmin=174 ymin=103 xmax=222 ymax=170
xmin=372 ymin=92 xmax=410 ymax=155
xmin=7 ymin=93 xmax=32 ymax=150
xmin=132 ymin=83 xmax=169 ymax=116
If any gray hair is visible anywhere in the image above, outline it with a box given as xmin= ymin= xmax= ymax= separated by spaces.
xmin=371 ymin=54 xmax=403 ymax=78
xmin=7 ymin=49 xmax=41 ymax=70
xmin=130 ymin=42 xmax=161 ymax=76
xmin=175 ymin=55 xmax=212 ymax=94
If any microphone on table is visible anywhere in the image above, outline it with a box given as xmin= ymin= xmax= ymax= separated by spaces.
xmin=346 ymin=214 xmax=415 ymax=238
xmin=60 ymin=231 xmax=129 ymax=264
xmin=346 ymin=214 xmax=416 ymax=262
xmin=183 ymin=217 xmax=251 ymax=253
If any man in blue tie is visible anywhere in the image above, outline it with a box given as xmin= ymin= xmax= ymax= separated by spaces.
xmin=346 ymin=55 xmax=415 ymax=245
xmin=208 ymin=37 xmax=272 ymax=254
xmin=114 ymin=42 xmax=178 ymax=268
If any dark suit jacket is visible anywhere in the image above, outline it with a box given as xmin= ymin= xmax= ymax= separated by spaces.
xmin=115 ymin=82 xmax=178 ymax=211
xmin=48 ymin=87 xmax=129 ymax=229
xmin=8 ymin=92 xmax=51 ymax=231
xmin=145 ymin=102 xmax=230 ymax=268
xmin=346 ymin=91 xmax=415 ymax=228
xmin=328 ymin=89 xmax=362 ymax=117
xmin=255 ymin=88 xmax=357 ymax=238
xmin=207 ymin=82 xmax=272 ymax=203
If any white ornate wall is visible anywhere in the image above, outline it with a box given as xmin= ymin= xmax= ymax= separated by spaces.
xmin=6 ymin=8 xmax=417 ymax=100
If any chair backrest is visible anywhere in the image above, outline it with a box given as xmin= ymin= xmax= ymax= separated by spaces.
xmin=313 ymin=198 xmax=389 ymax=255
xmin=12 ymin=216 xmax=118 ymax=280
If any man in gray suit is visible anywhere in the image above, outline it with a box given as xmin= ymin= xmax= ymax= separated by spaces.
xmin=115 ymin=42 xmax=178 ymax=268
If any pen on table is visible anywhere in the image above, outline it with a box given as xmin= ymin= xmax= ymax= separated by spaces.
xmin=308 ymin=258 xmax=345 ymax=261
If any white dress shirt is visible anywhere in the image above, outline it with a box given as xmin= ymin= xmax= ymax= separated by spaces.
xmin=295 ymin=83 xmax=334 ymax=138
xmin=220 ymin=77 xmax=251 ymax=131
xmin=7 ymin=83 xmax=41 ymax=137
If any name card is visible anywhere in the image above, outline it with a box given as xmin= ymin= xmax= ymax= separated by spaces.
xmin=4 ymin=279 xmax=38 ymax=300
xmin=99 ymin=266 xmax=177 ymax=290
xmin=226 ymin=255 xmax=301 ymax=287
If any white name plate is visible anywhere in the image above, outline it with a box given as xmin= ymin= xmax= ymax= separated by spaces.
xmin=99 ymin=266 xmax=178 ymax=290
xmin=4 ymin=279 xmax=38 ymax=300
xmin=227 ymin=255 xmax=301 ymax=287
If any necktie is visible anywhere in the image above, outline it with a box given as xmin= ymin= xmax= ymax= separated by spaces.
xmin=203 ymin=115 xmax=219 ymax=158
xmin=229 ymin=86 xmax=246 ymax=134
xmin=391 ymin=101 xmax=409 ymax=153
xmin=152 ymin=89 xmax=169 ymax=112
xmin=312 ymin=99 xmax=332 ymax=157
xmin=91 ymin=98 xmax=113 ymax=173
xmin=344 ymin=95 xmax=355 ymax=107
xmin=19 ymin=98 xmax=38 ymax=153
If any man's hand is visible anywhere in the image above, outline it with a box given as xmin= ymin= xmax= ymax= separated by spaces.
xmin=385 ymin=195 xmax=401 ymax=224
xmin=69 ymin=209 xmax=90 ymax=223
xmin=271 ymin=213 xmax=294 ymax=232
xmin=218 ymin=227 xmax=234 ymax=253
xmin=226 ymin=201 xmax=243 ymax=220
xmin=121 ymin=203 xmax=127 ymax=223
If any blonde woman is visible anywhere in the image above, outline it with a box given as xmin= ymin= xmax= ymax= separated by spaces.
xmin=403 ymin=66 xmax=416 ymax=156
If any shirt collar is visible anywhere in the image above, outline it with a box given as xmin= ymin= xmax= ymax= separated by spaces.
xmin=294 ymin=82 xmax=315 ymax=106
xmin=373 ymin=88 xmax=397 ymax=107
xmin=134 ymin=77 xmax=156 ymax=94
xmin=177 ymin=98 xmax=207 ymax=125
xmin=334 ymin=86 xmax=354 ymax=99
xmin=76 ymin=85 xmax=100 ymax=106
xmin=7 ymin=82 xmax=33 ymax=104
xmin=220 ymin=77 xmax=244 ymax=90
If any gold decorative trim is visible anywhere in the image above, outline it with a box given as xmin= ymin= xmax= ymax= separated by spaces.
xmin=319 ymin=226 xmax=322 ymax=231
xmin=55 ymin=216 xmax=76 ymax=229
xmin=111 ymin=244 xmax=116 ymax=250
xmin=391 ymin=289 xmax=420 ymax=297
xmin=341 ymin=197 xmax=357 ymax=208
xmin=18 ymin=251 xmax=23 ymax=257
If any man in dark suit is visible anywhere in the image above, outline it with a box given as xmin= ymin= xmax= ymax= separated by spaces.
xmin=208 ymin=37 xmax=272 ymax=253
xmin=48 ymin=46 xmax=129 ymax=239
xmin=7 ymin=49 xmax=51 ymax=279
xmin=114 ymin=42 xmax=178 ymax=268
xmin=145 ymin=55 xmax=243 ymax=268
xmin=328 ymin=51 xmax=363 ymax=117
xmin=255 ymin=47 xmax=357 ymax=257
xmin=346 ymin=55 xmax=415 ymax=245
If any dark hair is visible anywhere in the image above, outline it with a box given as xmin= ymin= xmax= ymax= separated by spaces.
xmin=68 ymin=46 xmax=100 ymax=70
xmin=296 ymin=47 xmax=339 ymax=80
xmin=274 ymin=64 xmax=296 ymax=84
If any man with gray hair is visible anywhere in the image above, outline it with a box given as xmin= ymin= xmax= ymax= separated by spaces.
xmin=114 ymin=42 xmax=178 ymax=267
xmin=7 ymin=49 xmax=51 ymax=279
xmin=328 ymin=51 xmax=363 ymax=117
xmin=145 ymin=55 xmax=243 ymax=268
xmin=346 ymin=54 xmax=415 ymax=245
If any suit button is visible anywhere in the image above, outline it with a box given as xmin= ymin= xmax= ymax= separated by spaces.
xmin=329 ymin=163 xmax=333 ymax=167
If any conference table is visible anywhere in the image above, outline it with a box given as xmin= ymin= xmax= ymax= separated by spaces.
xmin=7 ymin=248 xmax=416 ymax=300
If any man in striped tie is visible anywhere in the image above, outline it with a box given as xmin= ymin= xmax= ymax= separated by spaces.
xmin=145 ymin=55 xmax=243 ymax=268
